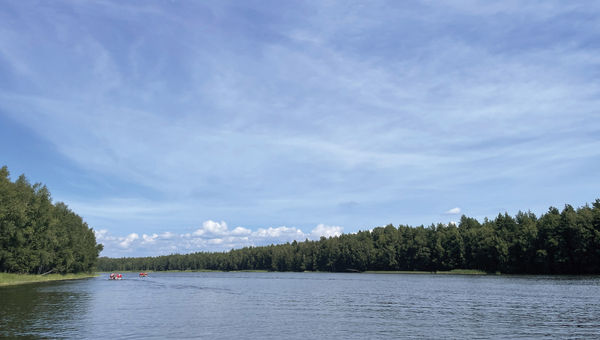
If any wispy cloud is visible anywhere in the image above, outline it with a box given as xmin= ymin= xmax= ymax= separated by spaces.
xmin=2 ymin=1 xmax=600 ymax=255
xmin=445 ymin=207 xmax=461 ymax=215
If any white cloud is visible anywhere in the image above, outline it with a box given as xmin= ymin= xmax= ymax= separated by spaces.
xmin=193 ymin=220 xmax=229 ymax=237
xmin=445 ymin=207 xmax=461 ymax=215
xmin=253 ymin=226 xmax=304 ymax=239
xmin=94 ymin=229 xmax=110 ymax=241
xmin=160 ymin=231 xmax=176 ymax=239
xmin=97 ymin=221 xmax=343 ymax=257
xmin=142 ymin=233 xmax=159 ymax=244
xmin=231 ymin=226 xmax=251 ymax=235
xmin=118 ymin=233 xmax=139 ymax=249
xmin=203 ymin=220 xmax=229 ymax=234
xmin=191 ymin=229 xmax=204 ymax=237
xmin=310 ymin=224 xmax=343 ymax=240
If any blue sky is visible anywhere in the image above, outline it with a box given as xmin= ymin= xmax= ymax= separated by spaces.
xmin=1 ymin=1 xmax=599 ymax=257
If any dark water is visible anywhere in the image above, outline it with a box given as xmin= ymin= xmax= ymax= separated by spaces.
xmin=1 ymin=272 xmax=599 ymax=339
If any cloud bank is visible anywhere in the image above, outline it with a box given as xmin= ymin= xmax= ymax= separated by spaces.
xmin=95 ymin=221 xmax=343 ymax=257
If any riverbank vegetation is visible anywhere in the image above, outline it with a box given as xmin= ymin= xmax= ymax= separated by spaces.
xmin=98 ymin=199 xmax=600 ymax=275
xmin=0 ymin=166 xmax=103 ymax=274
xmin=0 ymin=272 xmax=97 ymax=287
xmin=363 ymin=269 xmax=487 ymax=275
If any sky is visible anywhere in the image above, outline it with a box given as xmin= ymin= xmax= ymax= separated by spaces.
xmin=0 ymin=1 xmax=599 ymax=257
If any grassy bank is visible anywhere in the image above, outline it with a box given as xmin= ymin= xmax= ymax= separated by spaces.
xmin=0 ymin=272 xmax=98 ymax=287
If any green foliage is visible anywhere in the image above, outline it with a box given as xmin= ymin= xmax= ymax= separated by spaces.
xmin=97 ymin=199 xmax=600 ymax=275
xmin=0 ymin=166 xmax=103 ymax=274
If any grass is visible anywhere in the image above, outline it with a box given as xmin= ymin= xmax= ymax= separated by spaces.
xmin=0 ymin=272 xmax=98 ymax=287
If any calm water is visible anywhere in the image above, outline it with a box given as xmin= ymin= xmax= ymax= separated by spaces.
xmin=1 ymin=272 xmax=599 ymax=339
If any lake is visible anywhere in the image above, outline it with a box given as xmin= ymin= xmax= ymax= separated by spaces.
xmin=1 ymin=272 xmax=599 ymax=339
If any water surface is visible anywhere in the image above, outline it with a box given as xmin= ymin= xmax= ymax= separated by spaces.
xmin=1 ymin=272 xmax=599 ymax=339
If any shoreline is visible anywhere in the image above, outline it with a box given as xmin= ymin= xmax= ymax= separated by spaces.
xmin=97 ymin=269 xmax=489 ymax=275
xmin=363 ymin=269 xmax=489 ymax=275
xmin=0 ymin=273 xmax=99 ymax=287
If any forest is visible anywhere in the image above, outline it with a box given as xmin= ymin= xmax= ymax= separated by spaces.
xmin=0 ymin=166 xmax=103 ymax=274
xmin=98 ymin=199 xmax=600 ymax=275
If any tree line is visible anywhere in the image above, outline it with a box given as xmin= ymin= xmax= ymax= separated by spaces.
xmin=98 ymin=199 xmax=600 ymax=274
xmin=0 ymin=166 xmax=103 ymax=274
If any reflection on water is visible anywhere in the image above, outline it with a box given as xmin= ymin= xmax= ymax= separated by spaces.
xmin=1 ymin=273 xmax=600 ymax=339
xmin=0 ymin=280 xmax=92 ymax=338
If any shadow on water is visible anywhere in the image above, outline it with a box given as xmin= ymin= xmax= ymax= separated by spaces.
xmin=0 ymin=280 xmax=92 ymax=338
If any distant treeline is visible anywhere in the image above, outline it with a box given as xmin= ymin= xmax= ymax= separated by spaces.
xmin=98 ymin=199 xmax=600 ymax=274
xmin=0 ymin=166 xmax=103 ymax=274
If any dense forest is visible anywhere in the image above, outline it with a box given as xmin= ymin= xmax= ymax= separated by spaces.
xmin=0 ymin=166 xmax=103 ymax=274
xmin=98 ymin=199 xmax=600 ymax=274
